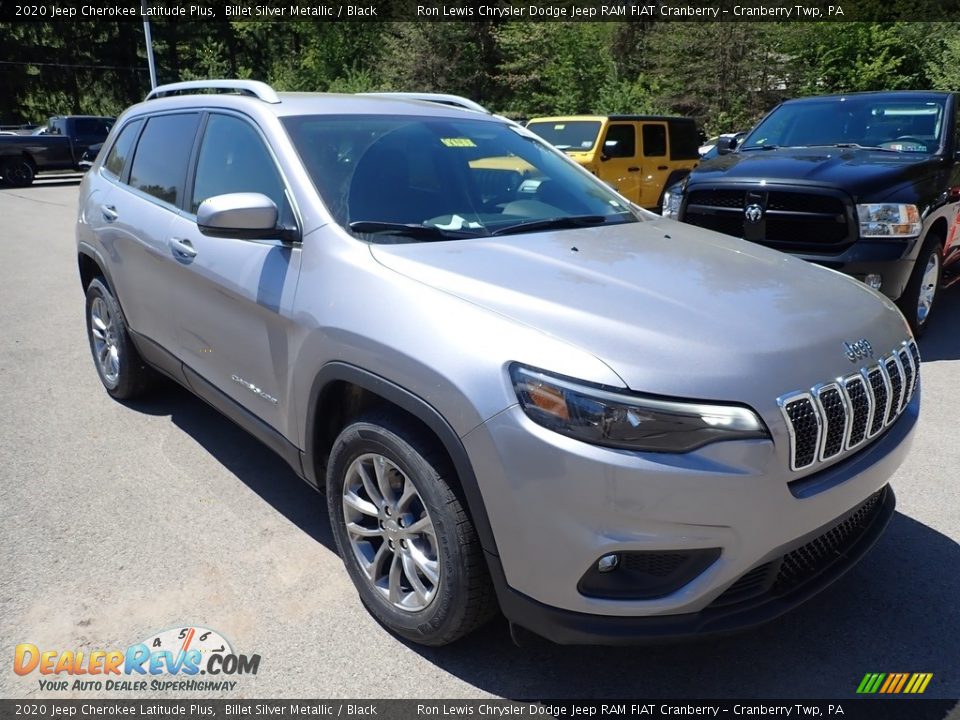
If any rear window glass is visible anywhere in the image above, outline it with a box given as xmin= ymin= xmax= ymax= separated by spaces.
xmin=74 ymin=118 xmax=114 ymax=136
xmin=128 ymin=113 xmax=201 ymax=207
xmin=103 ymin=119 xmax=142 ymax=179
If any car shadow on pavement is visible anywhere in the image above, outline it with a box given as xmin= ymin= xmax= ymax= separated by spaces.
xmin=124 ymin=380 xmax=337 ymax=553
xmin=919 ymin=284 xmax=960 ymax=361
xmin=408 ymin=511 xmax=960 ymax=700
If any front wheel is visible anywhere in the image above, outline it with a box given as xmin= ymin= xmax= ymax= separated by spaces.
xmin=326 ymin=410 xmax=496 ymax=645
xmin=897 ymin=237 xmax=943 ymax=338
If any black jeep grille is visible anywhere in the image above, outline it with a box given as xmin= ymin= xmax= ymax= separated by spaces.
xmin=772 ymin=487 xmax=887 ymax=594
xmin=784 ymin=397 xmax=820 ymax=469
xmin=708 ymin=487 xmax=889 ymax=609
xmin=844 ymin=376 xmax=870 ymax=448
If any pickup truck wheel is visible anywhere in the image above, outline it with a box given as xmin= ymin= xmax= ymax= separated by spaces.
xmin=897 ymin=237 xmax=943 ymax=338
xmin=327 ymin=410 xmax=496 ymax=646
xmin=2 ymin=158 xmax=35 ymax=187
xmin=85 ymin=277 xmax=156 ymax=399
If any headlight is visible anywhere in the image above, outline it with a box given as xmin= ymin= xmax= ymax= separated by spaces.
xmin=857 ymin=204 xmax=921 ymax=238
xmin=661 ymin=185 xmax=682 ymax=219
xmin=510 ymin=365 xmax=769 ymax=453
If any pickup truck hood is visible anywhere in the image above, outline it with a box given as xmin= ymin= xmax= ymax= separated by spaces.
xmin=370 ymin=219 xmax=911 ymax=405
xmin=693 ymin=147 xmax=937 ymax=199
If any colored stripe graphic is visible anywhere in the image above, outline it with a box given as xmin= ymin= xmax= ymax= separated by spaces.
xmin=857 ymin=673 xmax=932 ymax=694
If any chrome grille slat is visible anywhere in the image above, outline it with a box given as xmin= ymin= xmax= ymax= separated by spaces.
xmin=898 ymin=347 xmax=914 ymax=411
xmin=884 ymin=356 xmax=904 ymax=425
xmin=908 ymin=341 xmax=921 ymax=394
xmin=841 ymin=374 xmax=871 ymax=450
xmin=780 ymin=342 xmax=918 ymax=472
xmin=780 ymin=393 xmax=821 ymax=471
xmin=866 ymin=365 xmax=890 ymax=438
xmin=815 ymin=384 xmax=848 ymax=461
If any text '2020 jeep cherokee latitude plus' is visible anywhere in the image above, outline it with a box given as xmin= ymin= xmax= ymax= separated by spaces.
xmin=664 ymin=91 xmax=960 ymax=336
xmin=77 ymin=80 xmax=919 ymax=646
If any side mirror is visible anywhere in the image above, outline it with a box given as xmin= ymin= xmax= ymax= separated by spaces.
xmin=716 ymin=136 xmax=738 ymax=156
xmin=197 ymin=193 xmax=286 ymax=240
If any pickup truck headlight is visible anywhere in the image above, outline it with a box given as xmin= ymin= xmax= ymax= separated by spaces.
xmin=510 ymin=365 xmax=769 ymax=453
xmin=857 ymin=204 xmax=921 ymax=238
xmin=661 ymin=185 xmax=682 ymax=219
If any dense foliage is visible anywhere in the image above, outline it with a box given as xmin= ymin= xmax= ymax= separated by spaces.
xmin=1 ymin=21 xmax=957 ymax=134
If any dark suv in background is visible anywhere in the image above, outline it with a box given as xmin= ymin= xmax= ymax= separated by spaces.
xmin=663 ymin=91 xmax=960 ymax=335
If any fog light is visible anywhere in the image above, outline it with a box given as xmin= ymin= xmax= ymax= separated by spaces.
xmin=864 ymin=273 xmax=882 ymax=290
xmin=597 ymin=554 xmax=619 ymax=573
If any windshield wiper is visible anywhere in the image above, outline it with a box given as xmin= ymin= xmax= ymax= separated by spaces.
xmin=740 ymin=144 xmax=780 ymax=151
xmin=491 ymin=215 xmax=612 ymax=237
xmin=349 ymin=221 xmax=485 ymax=239
xmin=807 ymin=143 xmax=895 ymax=151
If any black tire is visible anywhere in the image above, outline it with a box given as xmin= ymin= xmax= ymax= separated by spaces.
xmin=897 ymin=236 xmax=943 ymax=338
xmin=326 ymin=409 xmax=497 ymax=646
xmin=84 ymin=277 xmax=157 ymax=400
xmin=2 ymin=157 xmax=35 ymax=187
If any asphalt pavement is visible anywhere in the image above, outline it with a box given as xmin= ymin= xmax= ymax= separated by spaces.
xmin=1 ymin=178 xmax=958 ymax=701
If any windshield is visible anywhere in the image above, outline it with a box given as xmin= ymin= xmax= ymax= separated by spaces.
xmin=526 ymin=120 xmax=602 ymax=152
xmin=283 ymin=115 xmax=637 ymax=241
xmin=742 ymin=96 xmax=946 ymax=154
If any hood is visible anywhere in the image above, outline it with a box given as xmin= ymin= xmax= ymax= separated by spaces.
xmin=370 ymin=219 xmax=911 ymax=407
xmin=693 ymin=147 xmax=937 ymax=199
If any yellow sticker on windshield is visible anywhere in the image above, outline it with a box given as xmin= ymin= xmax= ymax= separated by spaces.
xmin=441 ymin=138 xmax=476 ymax=147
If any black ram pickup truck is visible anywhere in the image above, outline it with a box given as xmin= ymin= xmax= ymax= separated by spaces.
xmin=0 ymin=115 xmax=113 ymax=187
xmin=663 ymin=91 xmax=960 ymax=335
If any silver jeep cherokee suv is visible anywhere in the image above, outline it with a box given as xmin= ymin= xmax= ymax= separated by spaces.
xmin=77 ymin=80 xmax=919 ymax=646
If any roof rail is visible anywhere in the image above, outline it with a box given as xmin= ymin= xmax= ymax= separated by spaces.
xmin=359 ymin=92 xmax=490 ymax=114
xmin=145 ymin=80 xmax=281 ymax=104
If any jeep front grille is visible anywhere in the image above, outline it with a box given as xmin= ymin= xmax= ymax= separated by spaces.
xmin=779 ymin=340 xmax=919 ymax=472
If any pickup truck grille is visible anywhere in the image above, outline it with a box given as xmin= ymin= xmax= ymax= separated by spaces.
xmin=778 ymin=340 xmax=919 ymax=472
xmin=683 ymin=187 xmax=852 ymax=252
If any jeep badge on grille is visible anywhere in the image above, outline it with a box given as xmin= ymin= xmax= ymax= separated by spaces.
xmin=844 ymin=338 xmax=874 ymax=362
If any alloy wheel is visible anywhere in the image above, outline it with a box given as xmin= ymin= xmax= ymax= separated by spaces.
xmin=90 ymin=296 xmax=120 ymax=385
xmin=341 ymin=453 xmax=440 ymax=612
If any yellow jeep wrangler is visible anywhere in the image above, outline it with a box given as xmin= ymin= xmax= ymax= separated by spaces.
xmin=526 ymin=115 xmax=701 ymax=211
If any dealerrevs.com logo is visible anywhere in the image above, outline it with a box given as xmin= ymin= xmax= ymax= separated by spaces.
xmin=13 ymin=626 xmax=260 ymax=692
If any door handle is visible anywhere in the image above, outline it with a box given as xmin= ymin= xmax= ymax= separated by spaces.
xmin=657 ymin=165 xmax=669 ymax=171
xmin=169 ymin=237 xmax=197 ymax=259
xmin=627 ymin=167 xmax=640 ymax=172
xmin=101 ymin=205 xmax=118 ymax=222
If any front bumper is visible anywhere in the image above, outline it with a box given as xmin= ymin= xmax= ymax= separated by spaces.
xmin=799 ymin=239 xmax=916 ymax=301
xmin=463 ymin=394 xmax=916 ymax=643
xmin=488 ymin=485 xmax=894 ymax=644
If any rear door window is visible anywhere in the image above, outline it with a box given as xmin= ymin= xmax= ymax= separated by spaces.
xmin=642 ymin=124 xmax=667 ymax=157
xmin=128 ymin=113 xmax=201 ymax=207
xmin=603 ymin=124 xmax=636 ymax=158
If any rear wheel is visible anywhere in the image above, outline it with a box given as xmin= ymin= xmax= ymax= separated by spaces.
xmin=2 ymin=158 xmax=35 ymax=187
xmin=897 ymin=236 xmax=943 ymax=338
xmin=326 ymin=409 xmax=497 ymax=645
xmin=84 ymin=277 xmax=157 ymax=399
